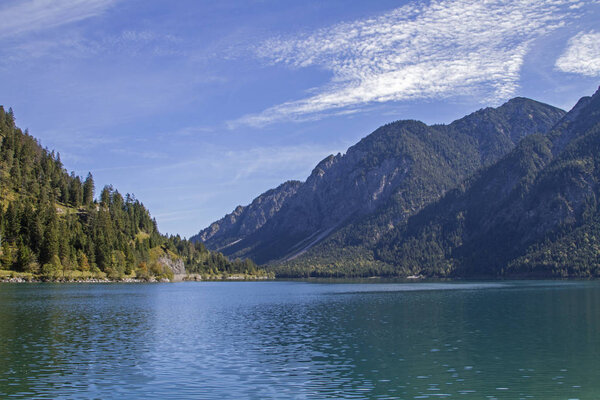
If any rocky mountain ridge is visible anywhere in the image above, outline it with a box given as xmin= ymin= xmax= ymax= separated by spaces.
xmin=194 ymin=97 xmax=566 ymax=267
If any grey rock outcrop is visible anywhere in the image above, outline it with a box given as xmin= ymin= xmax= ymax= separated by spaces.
xmin=158 ymin=256 xmax=185 ymax=275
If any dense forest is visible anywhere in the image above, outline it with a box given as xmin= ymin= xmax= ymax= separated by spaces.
xmin=0 ymin=106 xmax=267 ymax=281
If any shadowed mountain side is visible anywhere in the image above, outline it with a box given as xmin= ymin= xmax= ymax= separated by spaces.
xmin=370 ymin=86 xmax=600 ymax=277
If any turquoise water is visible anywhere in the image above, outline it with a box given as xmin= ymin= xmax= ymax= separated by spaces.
xmin=0 ymin=280 xmax=599 ymax=399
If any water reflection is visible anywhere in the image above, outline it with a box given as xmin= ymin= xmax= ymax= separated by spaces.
xmin=0 ymin=281 xmax=598 ymax=399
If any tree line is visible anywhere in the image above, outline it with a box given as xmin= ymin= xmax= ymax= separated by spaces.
xmin=0 ymin=106 xmax=265 ymax=280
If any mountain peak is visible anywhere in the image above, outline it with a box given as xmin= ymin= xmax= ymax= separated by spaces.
xmin=504 ymin=96 xmax=533 ymax=104
xmin=309 ymin=154 xmax=340 ymax=178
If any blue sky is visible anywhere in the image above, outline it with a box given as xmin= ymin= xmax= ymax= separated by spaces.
xmin=1 ymin=0 xmax=599 ymax=238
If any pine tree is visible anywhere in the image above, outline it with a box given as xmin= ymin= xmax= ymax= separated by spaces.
xmin=100 ymin=185 xmax=112 ymax=207
xmin=83 ymin=172 xmax=94 ymax=205
xmin=15 ymin=239 xmax=32 ymax=272
xmin=40 ymin=220 xmax=59 ymax=265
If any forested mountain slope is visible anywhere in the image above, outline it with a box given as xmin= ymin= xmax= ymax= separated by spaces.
xmin=0 ymin=107 xmax=263 ymax=280
xmin=371 ymin=86 xmax=600 ymax=278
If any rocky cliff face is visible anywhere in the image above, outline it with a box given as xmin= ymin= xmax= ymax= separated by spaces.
xmin=158 ymin=255 xmax=186 ymax=275
xmin=196 ymin=97 xmax=566 ymax=265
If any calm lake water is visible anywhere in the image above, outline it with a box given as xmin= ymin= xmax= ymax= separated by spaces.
xmin=0 ymin=281 xmax=599 ymax=399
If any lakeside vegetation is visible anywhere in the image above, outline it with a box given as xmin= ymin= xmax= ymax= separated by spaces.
xmin=0 ymin=106 xmax=269 ymax=281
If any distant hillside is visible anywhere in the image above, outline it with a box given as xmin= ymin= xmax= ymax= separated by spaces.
xmin=195 ymin=97 xmax=566 ymax=270
xmin=0 ymin=106 xmax=265 ymax=280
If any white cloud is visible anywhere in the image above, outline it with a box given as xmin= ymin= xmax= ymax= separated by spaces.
xmin=231 ymin=0 xmax=582 ymax=127
xmin=555 ymin=30 xmax=600 ymax=76
xmin=0 ymin=0 xmax=117 ymax=39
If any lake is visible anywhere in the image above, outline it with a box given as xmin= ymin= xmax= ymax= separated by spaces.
xmin=0 ymin=280 xmax=599 ymax=399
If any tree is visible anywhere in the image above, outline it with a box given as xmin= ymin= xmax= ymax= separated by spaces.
xmin=40 ymin=220 xmax=59 ymax=265
xmin=15 ymin=239 xmax=32 ymax=272
xmin=83 ymin=172 xmax=94 ymax=205
xmin=100 ymin=185 xmax=112 ymax=207
xmin=41 ymin=254 xmax=61 ymax=279
xmin=77 ymin=251 xmax=90 ymax=272
xmin=5 ymin=202 xmax=20 ymax=242
xmin=69 ymin=174 xmax=83 ymax=206
xmin=1 ymin=240 xmax=13 ymax=269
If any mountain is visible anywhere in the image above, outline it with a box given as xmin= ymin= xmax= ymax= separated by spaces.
xmin=190 ymin=180 xmax=302 ymax=250
xmin=0 ymin=106 xmax=266 ymax=281
xmin=372 ymin=86 xmax=600 ymax=278
xmin=194 ymin=97 xmax=566 ymax=269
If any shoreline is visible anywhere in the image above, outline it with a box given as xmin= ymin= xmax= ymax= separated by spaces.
xmin=0 ymin=272 xmax=273 ymax=283
xmin=1 ymin=274 xmax=597 ymax=283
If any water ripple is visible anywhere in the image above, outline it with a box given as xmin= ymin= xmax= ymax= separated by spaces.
xmin=0 ymin=281 xmax=598 ymax=398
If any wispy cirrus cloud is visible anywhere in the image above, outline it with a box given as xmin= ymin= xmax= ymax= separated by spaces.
xmin=555 ymin=30 xmax=600 ymax=76
xmin=1 ymin=29 xmax=183 ymax=66
xmin=150 ymin=142 xmax=337 ymax=183
xmin=0 ymin=0 xmax=118 ymax=39
xmin=230 ymin=0 xmax=585 ymax=128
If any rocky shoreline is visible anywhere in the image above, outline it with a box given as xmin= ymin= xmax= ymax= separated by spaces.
xmin=1 ymin=274 xmax=272 ymax=283
xmin=0 ymin=277 xmax=169 ymax=283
